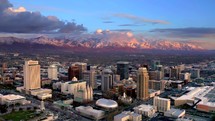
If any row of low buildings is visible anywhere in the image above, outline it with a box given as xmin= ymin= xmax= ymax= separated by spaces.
xmin=114 ymin=96 xmax=186 ymax=121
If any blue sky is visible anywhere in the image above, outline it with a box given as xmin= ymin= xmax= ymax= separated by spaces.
xmin=0 ymin=0 xmax=215 ymax=49
xmin=10 ymin=0 xmax=215 ymax=32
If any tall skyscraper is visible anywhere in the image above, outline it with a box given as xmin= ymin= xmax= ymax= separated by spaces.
xmin=24 ymin=60 xmax=41 ymax=90
xmin=68 ymin=65 xmax=80 ymax=80
xmin=137 ymin=67 xmax=149 ymax=100
xmin=117 ymin=61 xmax=129 ymax=80
xmin=170 ymin=66 xmax=179 ymax=80
xmin=83 ymin=70 xmax=96 ymax=89
xmin=73 ymin=62 xmax=87 ymax=80
xmin=48 ymin=65 xmax=58 ymax=80
xmin=101 ymin=69 xmax=113 ymax=92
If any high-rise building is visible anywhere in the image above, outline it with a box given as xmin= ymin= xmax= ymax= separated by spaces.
xmin=101 ymin=69 xmax=113 ymax=92
xmin=179 ymin=72 xmax=191 ymax=82
xmin=170 ymin=66 xmax=180 ymax=80
xmin=48 ymin=65 xmax=58 ymax=80
xmin=157 ymin=65 xmax=164 ymax=79
xmin=137 ymin=68 xmax=149 ymax=100
xmin=117 ymin=61 xmax=129 ymax=80
xmin=73 ymin=62 xmax=87 ymax=79
xmin=151 ymin=60 xmax=160 ymax=70
xmin=190 ymin=69 xmax=200 ymax=79
xmin=149 ymin=80 xmax=161 ymax=90
xmin=153 ymin=96 xmax=170 ymax=112
xmin=164 ymin=67 xmax=171 ymax=78
xmin=83 ymin=70 xmax=97 ymax=89
xmin=24 ymin=60 xmax=41 ymax=90
xmin=68 ymin=65 xmax=80 ymax=80
xmin=148 ymin=71 xmax=163 ymax=80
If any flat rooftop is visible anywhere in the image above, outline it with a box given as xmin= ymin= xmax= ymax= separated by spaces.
xmin=165 ymin=108 xmax=185 ymax=117
xmin=133 ymin=104 xmax=155 ymax=112
xmin=117 ymin=61 xmax=129 ymax=64
xmin=2 ymin=94 xmax=25 ymax=101
xmin=175 ymin=86 xmax=215 ymax=108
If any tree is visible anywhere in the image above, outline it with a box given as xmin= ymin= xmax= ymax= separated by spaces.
xmin=0 ymin=104 xmax=8 ymax=113
xmin=12 ymin=108 xmax=15 ymax=112
xmin=27 ymin=107 xmax=31 ymax=110
xmin=19 ymin=107 xmax=23 ymax=111
xmin=212 ymin=113 xmax=215 ymax=121
xmin=33 ymin=106 xmax=37 ymax=110
xmin=61 ymin=106 xmax=65 ymax=110
xmin=15 ymin=103 xmax=20 ymax=107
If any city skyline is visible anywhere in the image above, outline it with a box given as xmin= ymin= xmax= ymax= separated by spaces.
xmin=0 ymin=0 xmax=214 ymax=49
xmin=1 ymin=51 xmax=215 ymax=120
xmin=1 ymin=1 xmax=215 ymax=120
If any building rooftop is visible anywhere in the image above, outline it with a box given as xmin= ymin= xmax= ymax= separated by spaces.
xmin=72 ymin=77 xmax=78 ymax=81
xmin=114 ymin=113 xmax=128 ymax=119
xmin=176 ymin=86 xmax=215 ymax=108
xmin=165 ymin=108 xmax=185 ymax=117
xmin=76 ymin=106 xmax=104 ymax=115
xmin=117 ymin=61 xmax=129 ymax=64
xmin=96 ymin=98 xmax=118 ymax=108
xmin=102 ymin=68 xmax=113 ymax=73
xmin=133 ymin=104 xmax=155 ymax=112
xmin=2 ymin=94 xmax=25 ymax=101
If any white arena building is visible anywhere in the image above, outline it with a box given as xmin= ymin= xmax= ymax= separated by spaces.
xmin=96 ymin=98 xmax=118 ymax=109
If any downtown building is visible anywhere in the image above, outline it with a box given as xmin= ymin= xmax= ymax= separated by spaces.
xmin=117 ymin=61 xmax=129 ymax=80
xmin=17 ymin=60 xmax=52 ymax=99
xmin=83 ymin=70 xmax=97 ymax=89
xmin=101 ymin=68 xmax=113 ymax=92
xmin=153 ymin=96 xmax=170 ymax=112
xmin=74 ymin=84 xmax=93 ymax=103
xmin=137 ymin=67 xmax=149 ymax=100
xmin=24 ymin=60 xmax=41 ymax=90
xmin=68 ymin=62 xmax=87 ymax=80
xmin=48 ymin=64 xmax=58 ymax=80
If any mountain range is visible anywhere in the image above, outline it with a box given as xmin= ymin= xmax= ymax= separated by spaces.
xmin=0 ymin=36 xmax=204 ymax=53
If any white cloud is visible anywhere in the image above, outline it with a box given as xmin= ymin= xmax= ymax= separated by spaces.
xmin=8 ymin=7 xmax=26 ymax=13
xmin=113 ymin=13 xmax=169 ymax=25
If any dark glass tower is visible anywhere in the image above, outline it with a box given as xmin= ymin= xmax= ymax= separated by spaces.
xmin=117 ymin=61 xmax=129 ymax=80
xmin=68 ymin=66 xmax=80 ymax=80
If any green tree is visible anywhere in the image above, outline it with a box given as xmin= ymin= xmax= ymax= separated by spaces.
xmin=0 ymin=104 xmax=8 ymax=113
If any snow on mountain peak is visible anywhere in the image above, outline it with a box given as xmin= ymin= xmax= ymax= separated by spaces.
xmin=0 ymin=34 xmax=204 ymax=51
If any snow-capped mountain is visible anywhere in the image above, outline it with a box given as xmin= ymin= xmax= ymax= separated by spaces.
xmin=0 ymin=36 xmax=204 ymax=51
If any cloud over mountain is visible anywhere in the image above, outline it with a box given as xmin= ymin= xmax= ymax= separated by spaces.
xmin=0 ymin=0 xmax=87 ymax=33
xmin=151 ymin=27 xmax=215 ymax=38
xmin=113 ymin=13 xmax=169 ymax=25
